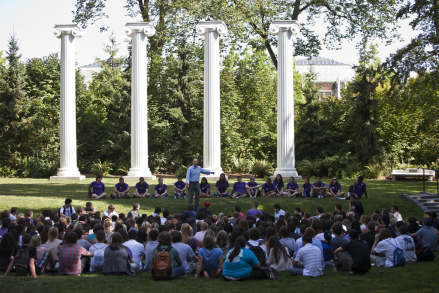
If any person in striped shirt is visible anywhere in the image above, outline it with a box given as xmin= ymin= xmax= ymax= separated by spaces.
xmin=288 ymin=234 xmax=323 ymax=277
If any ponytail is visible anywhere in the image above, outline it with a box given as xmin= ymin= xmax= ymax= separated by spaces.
xmin=228 ymin=236 xmax=246 ymax=262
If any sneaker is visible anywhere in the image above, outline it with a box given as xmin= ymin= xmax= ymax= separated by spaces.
xmin=111 ymin=194 xmax=116 ymax=199
xmin=174 ymin=195 xmax=177 ymax=199
xmin=183 ymin=196 xmax=186 ymax=199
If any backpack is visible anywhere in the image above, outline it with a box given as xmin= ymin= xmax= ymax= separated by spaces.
xmin=59 ymin=206 xmax=73 ymax=217
xmin=246 ymin=241 xmax=267 ymax=267
xmin=35 ymin=251 xmax=50 ymax=275
xmin=414 ymin=236 xmax=435 ymax=262
xmin=152 ymin=245 xmax=173 ymax=280
xmin=389 ymin=239 xmax=405 ymax=267
xmin=14 ymin=247 xmax=30 ymax=276
xmin=92 ymin=245 xmax=106 ymax=270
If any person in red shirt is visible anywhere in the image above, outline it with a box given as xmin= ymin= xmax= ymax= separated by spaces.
xmin=58 ymin=231 xmax=93 ymax=276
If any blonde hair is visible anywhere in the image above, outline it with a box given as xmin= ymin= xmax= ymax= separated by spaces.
xmin=141 ymin=221 xmax=150 ymax=233
xmin=181 ymin=223 xmax=193 ymax=244
xmin=31 ymin=235 xmax=41 ymax=247
xmin=48 ymin=227 xmax=59 ymax=241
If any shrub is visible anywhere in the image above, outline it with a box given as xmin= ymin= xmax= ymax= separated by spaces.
xmin=296 ymin=159 xmax=325 ymax=177
xmin=90 ymin=159 xmax=113 ymax=175
xmin=364 ymin=164 xmax=382 ymax=179
xmin=250 ymin=160 xmax=273 ymax=178
xmin=232 ymin=158 xmax=253 ymax=174
xmin=174 ymin=165 xmax=188 ymax=178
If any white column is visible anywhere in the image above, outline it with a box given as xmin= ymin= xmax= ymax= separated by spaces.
xmin=336 ymin=78 xmax=341 ymax=98
xmin=269 ymin=21 xmax=301 ymax=179
xmin=196 ymin=21 xmax=227 ymax=179
xmin=50 ymin=24 xmax=85 ymax=180
xmin=124 ymin=23 xmax=156 ymax=180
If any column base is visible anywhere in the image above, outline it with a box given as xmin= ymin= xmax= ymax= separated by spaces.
xmin=123 ymin=175 xmax=156 ymax=181
xmin=50 ymin=168 xmax=85 ymax=180
xmin=271 ymin=169 xmax=302 ymax=180
xmin=50 ymin=175 xmax=86 ymax=181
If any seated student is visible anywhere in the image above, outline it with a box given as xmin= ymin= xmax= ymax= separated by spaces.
xmin=288 ymin=234 xmax=323 ymax=277
xmin=181 ymin=204 xmax=197 ymax=222
xmin=334 ymin=230 xmax=371 ymax=275
xmin=103 ymin=232 xmax=138 ymax=275
xmin=153 ymin=178 xmax=168 ymax=199
xmin=333 ymin=203 xmax=346 ymax=219
xmin=411 ymin=217 xmax=438 ymax=251
xmin=267 ymin=235 xmax=292 ymax=272
xmin=247 ymin=201 xmax=262 ymax=218
xmin=245 ymin=176 xmax=260 ymax=198
xmin=223 ymin=236 xmax=265 ymax=280
xmin=89 ymin=230 xmax=107 ymax=272
xmin=123 ymin=230 xmax=145 ymax=271
xmin=32 ymin=235 xmax=53 ymax=275
xmin=360 ymin=222 xmax=377 ymax=252
xmin=350 ymin=176 xmax=367 ymax=199
xmin=198 ymin=201 xmax=212 ymax=216
xmin=371 ymin=228 xmax=399 ymax=267
xmin=9 ymin=207 xmax=17 ymax=222
xmin=391 ymin=205 xmax=403 ymax=222
xmin=302 ymin=179 xmax=312 ymax=199
xmin=231 ymin=176 xmax=247 ymax=199
xmin=330 ymin=223 xmax=348 ymax=255
xmin=285 ymin=177 xmax=299 ymax=198
xmin=151 ymin=232 xmax=184 ymax=280
xmin=279 ymin=226 xmax=295 ymax=256
xmin=144 ymin=229 xmax=160 ymax=272
xmin=195 ymin=222 xmax=209 ymax=243
xmin=59 ymin=198 xmax=75 ymax=217
xmin=112 ymin=177 xmax=130 ymax=199
xmin=0 ymin=233 xmax=19 ymax=271
xmin=200 ymin=177 xmax=211 ymax=198
xmin=134 ymin=177 xmax=150 ymax=198
xmin=4 ymin=233 xmax=37 ymax=279
xmin=261 ymin=178 xmax=276 ymax=198
xmin=84 ymin=202 xmax=96 ymax=216
xmin=312 ymin=176 xmax=326 ymax=199
xmin=58 ymin=231 xmax=93 ymax=276
xmin=103 ymin=204 xmax=118 ymax=218
xmin=327 ymin=177 xmax=344 ymax=198
xmin=214 ymin=173 xmax=229 ymax=197
xmin=395 ymin=225 xmax=416 ymax=263
xmin=195 ymin=236 xmax=224 ymax=279
xmin=88 ymin=175 xmax=107 ymax=200
xmin=171 ymin=231 xmax=198 ymax=275
xmin=348 ymin=196 xmax=364 ymax=220
xmin=173 ymin=176 xmax=187 ymax=199
xmin=128 ymin=203 xmax=141 ymax=219
xmin=273 ymin=174 xmax=285 ymax=197
xmin=273 ymin=204 xmax=285 ymax=222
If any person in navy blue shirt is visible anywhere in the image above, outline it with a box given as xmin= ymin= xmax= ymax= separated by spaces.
xmin=312 ymin=176 xmax=326 ymax=199
xmin=214 ymin=173 xmax=229 ymax=197
xmin=153 ymin=178 xmax=168 ymax=198
xmin=350 ymin=176 xmax=367 ymax=199
xmin=273 ymin=174 xmax=285 ymax=197
xmin=286 ymin=177 xmax=299 ymax=197
xmin=231 ymin=176 xmax=247 ymax=199
xmin=261 ymin=178 xmax=276 ymax=198
xmin=327 ymin=177 xmax=344 ymax=198
xmin=134 ymin=177 xmax=150 ymax=198
xmin=88 ymin=174 xmax=107 ymax=200
xmin=173 ymin=175 xmax=187 ymax=199
xmin=302 ymin=178 xmax=312 ymax=199
xmin=245 ymin=176 xmax=260 ymax=198
xmin=200 ymin=177 xmax=211 ymax=198
xmin=112 ymin=177 xmax=130 ymax=199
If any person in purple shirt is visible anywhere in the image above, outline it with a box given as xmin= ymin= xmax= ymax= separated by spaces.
xmin=173 ymin=175 xmax=187 ymax=199
xmin=134 ymin=177 xmax=150 ymax=198
xmin=286 ymin=176 xmax=299 ymax=197
xmin=273 ymin=174 xmax=285 ymax=197
xmin=112 ymin=177 xmax=130 ymax=199
xmin=247 ymin=201 xmax=262 ymax=218
xmin=261 ymin=178 xmax=276 ymax=198
xmin=231 ymin=176 xmax=247 ymax=199
xmin=153 ymin=178 xmax=168 ymax=198
xmin=214 ymin=173 xmax=229 ymax=197
xmin=245 ymin=176 xmax=260 ymax=198
xmin=350 ymin=176 xmax=367 ymax=199
xmin=312 ymin=176 xmax=326 ymax=199
xmin=327 ymin=177 xmax=344 ymax=198
xmin=89 ymin=174 xmax=107 ymax=200
xmin=302 ymin=178 xmax=312 ymax=199
xmin=200 ymin=177 xmax=211 ymax=198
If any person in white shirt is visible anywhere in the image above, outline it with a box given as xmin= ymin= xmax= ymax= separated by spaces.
xmin=273 ymin=204 xmax=285 ymax=222
xmin=59 ymin=198 xmax=75 ymax=217
xmin=144 ymin=229 xmax=159 ymax=272
xmin=288 ymin=235 xmax=323 ymax=277
xmin=391 ymin=205 xmax=403 ymax=222
xmin=194 ymin=222 xmax=208 ymax=243
xmin=371 ymin=228 xmax=398 ymax=267
xmin=103 ymin=204 xmax=118 ymax=218
xmin=9 ymin=207 xmax=17 ymax=221
xmin=89 ymin=230 xmax=108 ymax=271
xmin=395 ymin=224 xmax=417 ymax=263
xmin=123 ymin=230 xmax=145 ymax=270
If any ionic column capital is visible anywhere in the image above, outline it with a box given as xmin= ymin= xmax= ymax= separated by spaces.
xmin=124 ymin=22 xmax=156 ymax=37
xmin=196 ymin=21 xmax=228 ymax=37
xmin=269 ymin=20 xmax=300 ymax=36
xmin=53 ymin=24 xmax=84 ymax=38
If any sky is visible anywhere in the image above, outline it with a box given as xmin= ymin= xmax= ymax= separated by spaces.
xmin=0 ymin=0 xmax=419 ymax=67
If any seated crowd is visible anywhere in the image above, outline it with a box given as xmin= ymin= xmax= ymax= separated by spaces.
xmin=88 ymin=174 xmax=368 ymax=200
xmin=0 ymin=197 xmax=437 ymax=280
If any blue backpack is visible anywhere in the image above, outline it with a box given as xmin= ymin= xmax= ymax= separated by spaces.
xmin=389 ymin=240 xmax=405 ymax=267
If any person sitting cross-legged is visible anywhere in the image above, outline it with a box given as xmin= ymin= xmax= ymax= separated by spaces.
xmin=194 ymin=236 xmax=224 ymax=279
xmin=153 ymin=178 xmax=168 ymax=199
xmin=312 ymin=176 xmax=326 ymax=199
xmin=231 ymin=176 xmax=247 ymax=199
xmin=302 ymin=178 xmax=312 ymax=199
xmin=134 ymin=177 xmax=149 ymax=198
xmin=200 ymin=177 xmax=211 ymax=198
xmin=261 ymin=178 xmax=276 ymax=198
xmin=334 ymin=230 xmax=371 ymax=275
xmin=58 ymin=231 xmax=93 ymax=276
xmin=371 ymin=228 xmax=398 ymax=267
xmin=288 ymin=234 xmax=323 ymax=277
xmin=112 ymin=177 xmax=130 ymax=199
xmin=173 ymin=175 xmax=187 ymax=199
xmin=151 ymin=232 xmax=184 ymax=280
xmin=89 ymin=174 xmax=107 ymax=200
xmin=285 ymin=177 xmax=299 ymax=198
xmin=103 ymin=232 xmax=138 ymax=276
xmin=245 ymin=176 xmax=260 ymax=198
xmin=273 ymin=174 xmax=285 ymax=197
xmin=214 ymin=173 xmax=229 ymax=198
xmin=327 ymin=177 xmax=344 ymax=198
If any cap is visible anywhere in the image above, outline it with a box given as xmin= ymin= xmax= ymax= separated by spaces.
xmin=204 ymin=201 xmax=211 ymax=207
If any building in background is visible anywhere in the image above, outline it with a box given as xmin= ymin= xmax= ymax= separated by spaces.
xmin=295 ymin=57 xmax=356 ymax=98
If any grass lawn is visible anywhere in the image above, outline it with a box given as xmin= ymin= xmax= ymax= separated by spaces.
xmin=0 ymin=177 xmax=438 ymax=292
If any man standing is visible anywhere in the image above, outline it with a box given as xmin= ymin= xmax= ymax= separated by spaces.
xmin=185 ymin=158 xmax=213 ymax=211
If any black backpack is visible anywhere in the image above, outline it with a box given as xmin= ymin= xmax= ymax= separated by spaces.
xmin=14 ymin=247 xmax=30 ymax=276
xmin=247 ymin=241 xmax=267 ymax=267
xmin=59 ymin=206 xmax=73 ymax=217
